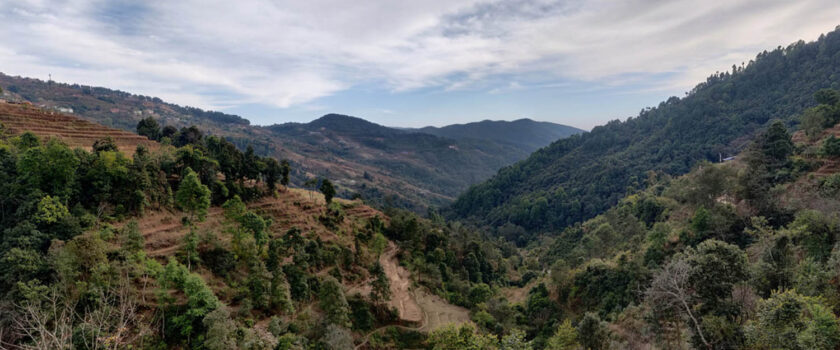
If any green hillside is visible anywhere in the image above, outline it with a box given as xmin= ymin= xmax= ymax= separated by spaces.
xmin=266 ymin=114 xmax=530 ymax=210
xmin=450 ymin=26 xmax=840 ymax=237
xmin=396 ymin=92 xmax=840 ymax=349
xmin=0 ymin=76 xmax=576 ymax=212
xmin=414 ymin=118 xmax=584 ymax=153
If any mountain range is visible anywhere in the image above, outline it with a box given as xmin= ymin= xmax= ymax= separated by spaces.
xmin=0 ymin=73 xmax=582 ymax=211
xmin=412 ymin=119 xmax=583 ymax=153
xmin=450 ymin=27 xmax=840 ymax=237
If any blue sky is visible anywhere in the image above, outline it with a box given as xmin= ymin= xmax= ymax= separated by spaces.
xmin=1 ymin=0 xmax=839 ymax=129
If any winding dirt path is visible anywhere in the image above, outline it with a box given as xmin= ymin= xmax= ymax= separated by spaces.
xmin=378 ymin=241 xmax=470 ymax=329
xmin=381 ymin=241 xmax=424 ymax=323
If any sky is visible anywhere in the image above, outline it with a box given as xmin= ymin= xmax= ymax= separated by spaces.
xmin=1 ymin=1 xmax=839 ymax=130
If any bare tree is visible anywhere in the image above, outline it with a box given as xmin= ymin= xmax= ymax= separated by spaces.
xmin=12 ymin=277 xmax=141 ymax=350
xmin=13 ymin=290 xmax=75 ymax=350
xmin=644 ymin=258 xmax=710 ymax=349
xmin=78 ymin=278 xmax=142 ymax=350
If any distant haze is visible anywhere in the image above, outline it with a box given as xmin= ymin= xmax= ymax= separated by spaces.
xmin=1 ymin=1 xmax=839 ymax=128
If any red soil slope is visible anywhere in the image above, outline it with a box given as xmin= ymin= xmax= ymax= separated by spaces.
xmin=0 ymin=102 xmax=157 ymax=155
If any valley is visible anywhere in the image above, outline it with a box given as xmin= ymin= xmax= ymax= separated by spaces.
xmin=0 ymin=73 xmax=582 ymax=212
xmin=3 ymin=7 xmax=840 ymax=349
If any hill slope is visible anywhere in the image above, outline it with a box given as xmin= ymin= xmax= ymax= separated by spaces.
xmin=0 ymin=110 xmax=477 ymax=348
xmin=266 ymin=114 xmax=528 ymax=208
xmin=0 ymin=102 xmax=158 ymax=155
xmin=504 ymin=104 xmax=840 ymax=348
xmin=450 ymin=26 xmax=840 ymax=235
xmin=0 ymin=75 xmax=570 ymax=211
xmin=413 ymin=119 xmax=584 ymax=153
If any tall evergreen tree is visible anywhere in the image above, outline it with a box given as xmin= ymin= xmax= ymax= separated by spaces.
xmin=176 ymin=167 xmax=211 ymax=223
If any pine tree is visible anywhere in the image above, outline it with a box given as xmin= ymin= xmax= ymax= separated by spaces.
xmin=319 ymin=276 xmax=351 ymax=327
xmin=370 ymin=262 xmax=390 ymax=303
xmin=320 ymin=179 xmax=336 ymax=204
xmin=176 ymin=167 xmax=211 ymax=224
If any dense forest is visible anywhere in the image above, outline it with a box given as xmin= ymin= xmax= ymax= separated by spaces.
xmin=406 ymin=89 xmax=840 ymax=349
xmin=0 ymin=120 xmax=300 ymax=347
xmin=450 ymin=26 xmax=840 ymax=240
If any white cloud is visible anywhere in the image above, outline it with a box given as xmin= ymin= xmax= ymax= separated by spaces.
xmin=0 ymin=0 xmax=838 ymax=115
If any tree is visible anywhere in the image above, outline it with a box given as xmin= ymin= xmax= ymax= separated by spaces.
xmin=92 ymin=137 xmax=119 ymax=153
xmin=685 ymin=239 xmax=748 ymax=311
xmin=577 ymin=312 xmax=609 ymax=350
xmin=203 ymin=308 xmax=237 ymax=350
xmin=369 ymin=262 xmax=390 ymax=303
xmin=500 ymin=329 xmax=532 ymax=350
xmin=248 ymin=260 xmax=272 ymax=310
xmin=176 ymin=145 xmax=219 ymax=186
xmin=270 ymin=269 xmax=294 ymax=314
xmin=304 ymin=177 xmax=318 ymax=200
xmin=280 ymin=160 xmax=291 ymax=190
xmin=136 ymin=117 xmax=161 ymax=141
xmin=545 ymin=320 xmax=578 ymax=350
xmin=468 ymin=283 xmax=493 ymax=307
xmin=747 ymin=290 xmax=840 ymax=350
xmin=158 ymin=259 xmax=221 ymax=341
xmin=205 ymin=136 xmax=243 ymax=182
xmin=17 ymin=138 xmax=79 ymax=200
xmin=319 ymin=276 xmax=351 ymax=328
xmin=175 ymin=167 xmax=211 ymax=223
xmin=320 ymin=179 xmax=336 ymax=204
xmin=264 ymin=158 xmax=281 ymax=192
xmin=176 ymin=125 xmax=203 ymax=147
xmin=240 ymin=211 xmax=270 ymax=251
xmin=242 ymin=145 xmax=263 ymax=181
xmin=120 ymin=220 xmax=144 ymax=254
xmin=428 ymin=324 xmax=498 ymax=350
xmin=182 ymin=228 xmax=200 ymax=270
xmin=822 ymin=135 xmax=840 ymax=157
xmin=757 ymin=121 xmax=793 ymax=168
xmin=321 ymin=324 xmax=353 ymax=350
xmin=161 ymin=125 xmax=178 ymax=140
xmin=34 ymin=195 xmax=70 ymax=225
xmin=645 ymin=257 xmax=710 ymax=349
xmin=815 ymin=88 xmax=840 ymax=106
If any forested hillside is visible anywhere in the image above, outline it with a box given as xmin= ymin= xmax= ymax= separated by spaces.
xmin=0 ymin=108 xmax=500 ymax=348
xmin=414 ymin=118 xmax=584 ymax=153
xmin=450 ymin=26 xmax=840 ymax=237
xmin=408 ymin=90 xmax=840 ymax=349
xmin=266 ymin=114 xmax=532 ymax=209
xmin=0 ymin=75 xmax=575 ymax=212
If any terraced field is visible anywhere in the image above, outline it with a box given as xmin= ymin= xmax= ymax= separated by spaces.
xmin=1 ymin=102 xmax=470 ymax=334
xmin=127 ymin=188 xmax=382 ymax=260
xmin=0 ymin=102 xmax=157 ymax=154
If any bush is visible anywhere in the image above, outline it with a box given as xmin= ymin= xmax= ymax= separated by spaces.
xmin=821 ymin=135 xmax=840 ymax=157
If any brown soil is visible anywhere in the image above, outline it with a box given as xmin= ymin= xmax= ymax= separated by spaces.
xmin=0 ymin=102 xmax=158 ymax=155
xmin=379 ymin=242 xmax=470 ymax=331
xmin=381 ymin=242 xmax=423 ymax=323
xmin=501 ymin=279 xmax=539 ymax=305
xmin=127 ymin=189 xmax=384 ymax=261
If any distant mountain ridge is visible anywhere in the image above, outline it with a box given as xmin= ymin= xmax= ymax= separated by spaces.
xmin=414 ymin=118 xmax=584 ymax=152
xmin=0 ymin=74 xmax=578 ymax=211
xmin=450 ymin=26 xmax=840 ymax=235
xmin=264 ymin=113 xmax=532 ymax=208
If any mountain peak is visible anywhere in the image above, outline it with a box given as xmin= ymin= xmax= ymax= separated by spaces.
xmin=306 ymin=113 xmax=394 ymax=135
